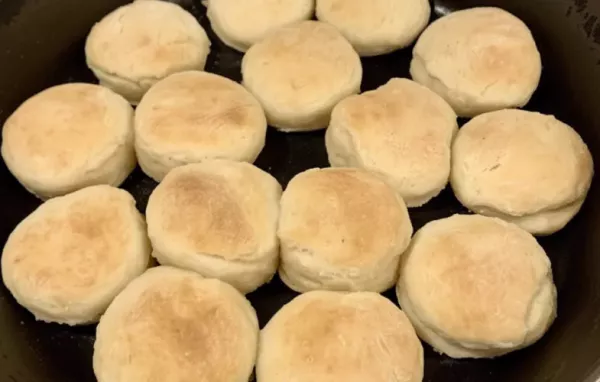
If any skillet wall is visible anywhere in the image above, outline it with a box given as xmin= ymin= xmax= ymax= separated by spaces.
xmin=0 ymin=0 xmax=600 ymax=381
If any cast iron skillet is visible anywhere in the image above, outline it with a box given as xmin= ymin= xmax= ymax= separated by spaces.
xmin=1 ymin=0 xmax=600 ymax=381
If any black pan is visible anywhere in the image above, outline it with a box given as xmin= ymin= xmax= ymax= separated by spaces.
xmin=1 ymin=0 xmax=600 ymax=381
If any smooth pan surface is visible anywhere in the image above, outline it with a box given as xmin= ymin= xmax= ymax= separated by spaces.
xmin=1 ymin=0 xmax=600 ymax=381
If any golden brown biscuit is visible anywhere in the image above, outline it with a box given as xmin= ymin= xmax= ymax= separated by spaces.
xmin=397 ymin=214 xmax=557 ymax=358
xmin=146 ymin=160 xmax=281 ymax=294
xmin=1 ymin=83 xmax=135 ymax=200
xmin=94 ymin=266 xmax=258 ymax=382
xmin=326 ymin=78 xmax=458 ymax=207
xmin=316 ymin=0 xmax=430 ymax=56
xmin=1 ymin=185 xmax=150 ymax=325
xmin=257 ymin=291 xmax=423 ymax=382
xmin=206 ymin=0 xmax=314 ymax=52
xmin=278 ymin=168 xmax=412 ymax=292
xmin=410 ymin=7 xmax=541 ymax=117
xmin=242 ymin=20 xmax=362 ymax=132
xmin=451 ymin=109 xmax=593 ymax=235
xmin=85 ymin=0 xmax=210 ymax=104
xmin=135 ymin=71 xmax=267 ymax=181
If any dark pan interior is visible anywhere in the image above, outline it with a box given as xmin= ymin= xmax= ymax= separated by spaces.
xmin=1 ymin=0 xmax=600 ymax=381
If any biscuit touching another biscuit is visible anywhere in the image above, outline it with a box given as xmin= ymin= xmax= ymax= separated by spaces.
xmin=146 ymin=160 xmax=281 ymax=294
xmin=451 ymin=109 xmax=593 ymax=235
xmin=397 ymin=214 xmax=557 ymax=358
xmin=316 ymin=0 xmax=430 ymax=56
xmin=1 ymin=185 xmax=151 ymax=325
xmin=242 ymin=21 xmax=362 ymax=132
xmin=257 ymin=291 xmax=424 ymax=382
xmin=94 ymin=266 xmax=258 ymax=382
xmin=411 ymin=7 xmax=541 ymax=117
xmin=206 ymin=0 xmax=314 ymax=52
xmin=1 ymin=83 xmax=135 ymax=200
xmin=135 ymin=71 xmax=267 ymax=182
xmin=278 ymin=168 xmax=413 ymax=292
xmin=85 ymin=0 xmax=211 ymax=104
xmin=326 ymin=78 xmax=458 ymax=207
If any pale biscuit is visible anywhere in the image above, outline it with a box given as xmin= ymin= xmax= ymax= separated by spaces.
xmin=135 ymin=71 xmax=267 ymax=182
xmin=316 ymin=0 xmax=430 ymax=56
xmin=242 ymin=20 xmax=362 ymax=132
xmin=94 ymin=266 xmax=258 ymax=382
xmin=145 ymin=160 xmax=281 ymax=294
xmin=1 ymin=83 xmax=135 ymax=200
xmin=451 ymin=109 xmax=594 ymax=235
xmin=257 ymin=291 xmax=424 ymax=382
xmin=278 ymin=168 xmax=413 ymax=292
xmin=85 ymin=0 xmax=210 ymax=104
xmin=397 ymin=214 xmax=557 ymax=358
xmin=410 ymin=7 xmax=541 ymax=117
xmin=206 ymin=0 xmax=314 ymax=52
xmin=326 ymin=78 xmax=458 ymax=207
xmin=1 ymin=185 xmax=151 ymax=325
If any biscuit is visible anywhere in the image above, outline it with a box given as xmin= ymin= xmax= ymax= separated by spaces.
xmin=1 ymin=185 xmax=151 ymax=325
xmin=278 ymin=168 xmax=412 ymax=292
xmin=316 ymin=0 xmax=430 ymax=56
xmin=326 ymin=78 xmax=458 ymax=207
xmin=242 ymin=21 xmax=362 ymax=132
xmin=85 ymin=0 xmax=210 ymax=104
xmin=397 ymin=214 xmax=557 ymax=358
xmin=206 ymin=0 xmax=314 ymax=52
xmin=94 ymin=266 xmax=258 ymax=382
xmin=257 ymin=290 xmax=423 ymax=382
xmin=410 ymin=7 xmax=541 ymax=117
xmin=135 ymin=71 xmax=267 ymax=182
xmin=451 ymin=109 xmax=594 ymax=235
xmin=145 ymin=160 xmax=281 ymax=294
xmin=1 ymin=83 xmax=135 ymax=200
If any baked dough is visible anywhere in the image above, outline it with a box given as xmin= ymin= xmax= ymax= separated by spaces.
xmin=135 ymin=71 xmax=267 ymax=182
xmin=410 ymin=7 xmax=541 ymax=117
xmin=257 ymin=290 xmax=423 ymax=382
xmin=93 ymin=266 xmax=258 ymax=382
xmin=397 ymin=214 xmax=557 ymax=358
xmin=206 ymin=0 xmax=314 ymax=52
xmin=278 ymin=168 xmax=413 ymax=292
xmin=85 ymin=0 xmax=210 ymax=104
xmin=1 ymin=83 xmax=135 ymax=200
xmin=145 ymin=160 xmax=281 ymax=294
xmin=316 ymin=0 xmax=430 ymax=56
xmin=326 ymin=78 xmax=457 ymax=207
xmin=1 ymin=185 xmax=150 ymax=325
xmin=451 ymin=109 xmax=593 ymax=235
xmin=242 ymin=20 xmax=362 ymax=132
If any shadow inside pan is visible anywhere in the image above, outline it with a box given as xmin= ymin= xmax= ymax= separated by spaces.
xmin=0 ymin=0 xmax=600 ymax=381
